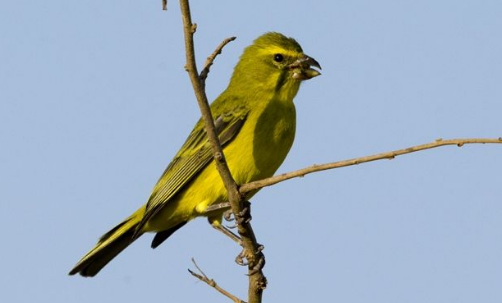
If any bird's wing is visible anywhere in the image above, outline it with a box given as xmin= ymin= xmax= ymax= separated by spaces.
xmin=136 ymin=106 xmax=248 ymax=233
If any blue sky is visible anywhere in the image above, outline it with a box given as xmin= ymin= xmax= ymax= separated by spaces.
xmin=1 ymin=1 xmax=501 ymax=302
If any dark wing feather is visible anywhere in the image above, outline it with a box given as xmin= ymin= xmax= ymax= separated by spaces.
xmin=151 ymin=221 xmax=188 ymax=248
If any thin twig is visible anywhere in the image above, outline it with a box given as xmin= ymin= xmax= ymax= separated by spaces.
xmin=240 ymin=137 xmax=502 ymax=194
xmin=178 ymin=1 xmax=266 ymax=302
xmin=200 ymin=36 xmax=237 ymax=84
xmin=189 ymin=259 xmax=246 ymax=303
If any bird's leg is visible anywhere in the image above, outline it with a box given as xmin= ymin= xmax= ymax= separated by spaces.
xmin=204 ymin=202 xmax=231 ymax=214
xmin=204 ymin=202 xmax=237 ymax=227
xmin=206 ymin=202 xmax=243 ymax=245
xmin=207 ymin=200 xmax=264 ymax=271
xmin=212 ymin=224 xmax=243 ymax=246
xmin=205 ymin=200 xmax=252 ymax=225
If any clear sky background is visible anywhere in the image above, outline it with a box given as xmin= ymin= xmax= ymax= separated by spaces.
xmin=1 ymin=1 xmax=501 ymax=302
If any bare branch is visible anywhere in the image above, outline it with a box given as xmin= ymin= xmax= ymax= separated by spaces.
xmin=178 ymin=0 xmax=238 ymax=203
xmin=178 ymin=1 xmax=266 ymax=302
xmin=189 ymin=259 xmax=246 ymax=303
xmin=200 ymin=36 xmax=237 ymax=84
xmin=240 ymin=137 xmax=502 ymax=194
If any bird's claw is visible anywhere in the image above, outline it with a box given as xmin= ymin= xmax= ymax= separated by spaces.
xmin=247 ymin=254 xmax=265 ymax=276
xmin=235 ymin=245 xmax=266 ymax=275
xmin=235 ymin=250 xmax=248 ymax=266
xmin=235 ymin=201 xmax=252 ymax=225
xmin=223 ymin=209 xmax=234 ymax=222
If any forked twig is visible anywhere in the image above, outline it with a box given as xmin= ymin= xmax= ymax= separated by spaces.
xmin=189 ymin=258 xmax=246 ymax=303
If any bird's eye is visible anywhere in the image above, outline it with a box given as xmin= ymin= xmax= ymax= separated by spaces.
xmin=274 ymin=54 xmax=284 ymax=62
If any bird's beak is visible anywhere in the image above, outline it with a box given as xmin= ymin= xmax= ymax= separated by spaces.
xmin=289 ymin=55 xmax=322 ymax=80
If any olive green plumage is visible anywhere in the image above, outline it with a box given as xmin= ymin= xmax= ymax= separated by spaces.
xmin=69 ymin=32 xmax=320 ymax=277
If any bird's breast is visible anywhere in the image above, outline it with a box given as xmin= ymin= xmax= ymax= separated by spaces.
xmin=225 ymin=99 xmax=296 ymax=185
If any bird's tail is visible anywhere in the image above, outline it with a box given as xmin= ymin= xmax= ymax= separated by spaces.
xmin=69 ymin=208 xmax=144 ymax=277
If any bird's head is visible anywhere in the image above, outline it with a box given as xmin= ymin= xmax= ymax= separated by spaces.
xmin=228 ymin=32 xmax=321 ymax=101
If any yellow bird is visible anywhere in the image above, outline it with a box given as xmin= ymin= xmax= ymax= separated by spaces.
xmin=69 ymin=32 xmax=320 ymax=277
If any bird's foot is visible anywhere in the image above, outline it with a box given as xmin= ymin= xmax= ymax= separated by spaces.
xmin=235 ymin=245 xmax=266 ymax=275
xmin=235 ymin=200 xmax=252 ymax=225
xmin=223 ymin=209 xmax=234 ymax=222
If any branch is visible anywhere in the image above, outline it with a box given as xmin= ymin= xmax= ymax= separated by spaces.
xmin=200 ymin=36 xmax=236 ymax=85
xmin=178 ymin=1 xmax=266 ymax=302
xmin=178 ymin=0 xmax=238 ymax=206
xmin=189 ymin=259 xmax=245 ymax=303
xmin=240 ymin=137 xmax=502 ymax=194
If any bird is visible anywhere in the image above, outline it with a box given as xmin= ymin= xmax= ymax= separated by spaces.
xmin=69 ymin=32 xmax=321 ymax=277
